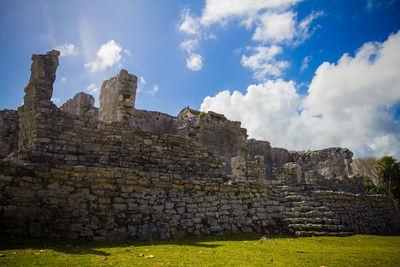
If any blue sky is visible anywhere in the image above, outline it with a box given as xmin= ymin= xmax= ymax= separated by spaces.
xmin=0 ymin=0 xmax=399 ymax=158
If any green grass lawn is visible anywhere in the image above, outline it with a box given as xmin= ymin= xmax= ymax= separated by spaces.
xmin=0 ymin=233 xmax=399 ymax=266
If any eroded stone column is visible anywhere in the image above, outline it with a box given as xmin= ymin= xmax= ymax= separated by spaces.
xmin=98 ymin=69 xmax=137 ymax=123
xmin=23 ymin=49 xmax=60 ymax=104
xmin=18 ymin=49 xmax=60 ymax=162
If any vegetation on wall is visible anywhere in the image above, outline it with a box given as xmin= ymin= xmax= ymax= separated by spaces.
xmin=358 ymin=156 xmax=400 ymax=206
xmin=198 ymin=111 xmax=207 ymax=118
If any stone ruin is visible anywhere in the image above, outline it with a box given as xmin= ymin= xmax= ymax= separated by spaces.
xmin=0 ymin=50 xmax=399 ymax=240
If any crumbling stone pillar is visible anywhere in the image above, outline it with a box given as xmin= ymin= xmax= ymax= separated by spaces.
xmin=23 ymin=50 xmax=60 ymax=104
xmin=98 ymin=69 xmax=137 ymax=124
xmin=18 ymin=50 xmax=60 ymax=161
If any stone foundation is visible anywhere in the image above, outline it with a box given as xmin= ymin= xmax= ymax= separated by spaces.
xmin=1 ymin=162 xmax=399 ymax=240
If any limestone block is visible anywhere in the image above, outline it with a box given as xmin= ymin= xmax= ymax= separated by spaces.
xmin=99 ymin=69 xmax=137 ymax=123
xmin=61 ymin=92 xmax=98 ymax=117
xmin=273 ymin=162 xmax=302 ymax=184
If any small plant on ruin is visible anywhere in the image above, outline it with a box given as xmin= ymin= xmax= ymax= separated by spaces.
xmin=363 ymin=175 xmax=384 ymax=194
xmin=198 ymin=111 xmax=207 ymax=118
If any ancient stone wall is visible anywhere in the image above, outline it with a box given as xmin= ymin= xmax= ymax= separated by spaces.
xmin=1 ymin=163 xmax=399 ymax=240
xmin=0 ymin=49 xmax=399 ymax=240
xmin=17 ymin=102 xmax=224 ymax=177
xmin=0 ymin=162 xmax=276 ymax=240
xmin=279 ymin=184 xmax=400 ymax=236
xmin=125 ymin=108 xmax=250 ymax=174
xmin=0 ymin=109 xmax=18 ymax=160
xmin=132 ymin=109 xmax=179 ymax=135
xmin=177 ymin=109 xmax=249 ymax=174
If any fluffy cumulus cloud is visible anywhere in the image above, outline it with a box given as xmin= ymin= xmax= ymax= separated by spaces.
xmin=241 ymin=45 xmax=289 ymax=79
xmin=252 ymin=10 xmax=323 ymax=44
xmin=179 ymin=8 xmax=200 ymax=35
xmin=55 ymin=43 xmax=78 ymax=56
xmin=178 ymin=0 xmax=321 ymax=77
xmin=178 ymin=11 xmax=202 ymax=71
xmin=85 ymin=40 xmax=122 ymax=72
xmin=201 ymin=31 xmax=400 ymax=158
xmin=186 ymin=53 xmax=203 ymax=71
xmin=200 ymin=0 xmax=302 ymax=26
xmin=252 ymin=11 xmax=296 ymax=43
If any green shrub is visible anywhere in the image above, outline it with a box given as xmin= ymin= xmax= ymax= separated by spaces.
xmin=363 ymin=175 xmax=384 ymax=194
xmin=198 ymin=111 xmax=207 ymax=118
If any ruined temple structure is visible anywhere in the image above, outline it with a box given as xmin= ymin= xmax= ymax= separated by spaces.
xmin=1 ymin=50 xmax=399 ymax=240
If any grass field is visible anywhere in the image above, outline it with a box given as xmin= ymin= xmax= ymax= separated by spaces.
xmin=0 ymin=233 xmax=399 ymax=266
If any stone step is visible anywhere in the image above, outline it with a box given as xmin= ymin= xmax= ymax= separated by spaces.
xmin=283 ymin=217 xmax=341 ymax=225
xmin=286 ymin=206 xmax=332 ymax=212
xmin=284 ymin=201 xmax=322 ymax=207
xmin=284 ymin=210 xmax=336 ymax=218
xmin=288 ymin=223 xmax=346 ymax=232
xmin=284 ymin=195 xmax=309 ymax=201
xmin=281 ymin=191 xmax=308 ymax=196
xmin=295 ymin=231 xmax=354 ymax=237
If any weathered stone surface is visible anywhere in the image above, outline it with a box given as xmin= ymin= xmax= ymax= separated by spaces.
xmin=0 ymin=49 xmax=399 ymax=241
xmin=273 ymin=162 xmax=302 ymax=184
xmin=24 ymin=49 xmax=60 ymax=102
xmin=99 ymin=69 xmax=137 ymax=123
xmin=0 ymin=109 xmax=18 ymax=160
xmin=60 ymin=92 xmax=98 ymax=118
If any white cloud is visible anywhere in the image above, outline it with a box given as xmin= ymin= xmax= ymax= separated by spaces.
xmin=180 ymin=39 xmax=199 ymax=53
xmin=149 ymin=84 xmax=159 ymax=96
xmin=201 ymin=31 xmax=400 ymax=158
xmin=85 ymin=40 xmax=122 ymax=72
xmin=296 ymin=11 xmax=324 ymax=44
xmin=124 ymin=49 xmax=132 ymax=56
xmin=178 ymin=1 xmax=321 ymax=76
xmin=137 ymin=76 xmax=146 ymax=92
xmin=179 ymin=8 xmax=200 ymax=35
xmin=61 ymin=77 xmax=67 ymax=82
xmin=252 ymin=11 xmax=296 ymax=43
xmin=200 ymin=0 xmax=302 ymax=26
xmin=251 ymin=10 xmax=323 ymax=44
xmin=205 ymin=34 xmax=217 ymax=40
xmin=55 ymin=43 xmax=78 ymax=56
xmin=241 ymin=45 xmax=289 ymax=79
xmin=86 ymin=83 xmax=98 ymax=94
xmin=300 ymin=56 xmax=311 ymax=72
xmin=186 ymin=53 xmax=203 ymax=71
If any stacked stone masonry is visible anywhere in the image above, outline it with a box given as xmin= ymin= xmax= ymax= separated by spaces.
xmin=0 ymin=50 xmax=399 ymax=240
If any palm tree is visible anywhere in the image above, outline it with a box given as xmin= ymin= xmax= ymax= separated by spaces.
xmin=376 ymin=156 xmax=400 ymax=201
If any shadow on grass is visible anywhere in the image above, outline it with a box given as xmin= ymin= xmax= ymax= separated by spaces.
xmin=0 ymin=232 xmax=287 ymax=256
